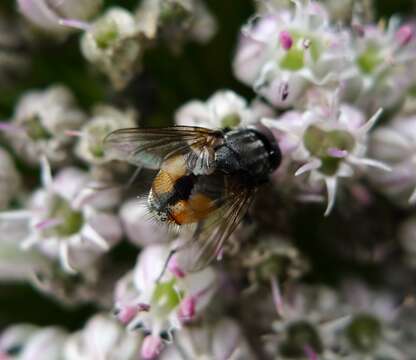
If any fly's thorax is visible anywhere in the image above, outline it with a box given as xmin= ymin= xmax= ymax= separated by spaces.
xmin=215 ymin=128 xmax=281 ymax=184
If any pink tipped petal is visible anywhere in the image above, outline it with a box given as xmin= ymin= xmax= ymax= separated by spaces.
xmin=167 ymin=255 xmax=186 ymax=278
xmin=279 ymin=31 xmax=293 ymax=50
xmin=327 ymin=147 xmax=348 ymax=158
xmin=58 ymin=18 xmax=91 ymax=31
xmin=141 ymin=336 xmax=164 ymax=360
xmin=295 ymin=159 xmax=322 ymax=176
xmin=270 ymin=275 xmax=285 ymax=318
xmin=64 ymin=129 xmax=83 ymax=137
xmin=116 ymin=303 xmax=150 ymax=325
xmin=324 ymin=177 xmax=337 ymax=216
xmin=178 ymin=296 xmax=196 ymax=323
xmin=304 ymin=345 xmax=318 ymax=360
xmin=0 ymin=123 xmax=25 ymax=133
xmin=396 ymin=25 xmax=413 ymax=46
xmin=34 ymin=218 xmax=63 ymax=230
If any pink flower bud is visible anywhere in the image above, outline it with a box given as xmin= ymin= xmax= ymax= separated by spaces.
xmin=396 ymin=25 xmax=414 ymax=46
xmin=327 ymin=147 xmax=348 ymax=158
xmin=141 ymin=335 xmax=164 ymax=360
xmin=167 ymin=255 xmax=186 ymax=278
xmin=279 ymin=31 xmax=293 ymax=50
xmin=115 ymin=303 xmax=150 ymax=325
xmin=178 ymin=296 xmax=197 ymax=323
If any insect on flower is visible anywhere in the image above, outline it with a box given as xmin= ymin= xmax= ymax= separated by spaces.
xmin=104 ymin=125 xmax=281 ymax=271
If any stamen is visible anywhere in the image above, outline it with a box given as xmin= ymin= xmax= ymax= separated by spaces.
xmin=0 ymin=123 xmax=25 ymax=133
xmin=58 ymin=18 xmax=91 ymax=31
xmin=270 ymin=275 xmax=285 ymax=318
xmin=327 ymin=147 xmax=348 ymax=158
xmin=141 ymin=335 xmax=164 ymax=360
xmin=396 ymin=25 xmax=413 ymax=47
xmin=279 ymin=31 xmax=293 ymax=50
xmin=178 ymin=295 xmax=196 ymax=322
xmin=304 ymin=345 xmax=318 ymax=360
xmin=167 ymin=255 xmax=186 ymax=278
xmin=34 ymin=218 xmax=63 ymax=230
xmin=64 ymin=129 xmax=83 ymax=137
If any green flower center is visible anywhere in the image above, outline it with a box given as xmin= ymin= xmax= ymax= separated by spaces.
xmin=221 ymin=113 xmax=241 ymax=128
xmin=303 ymin=125 xmax=355 ymax=176
xmin=280 ymin=32 xmax=321 ymax=71
xmin=256 ymin=254 xmax=290 ymax=282
xmin=25 ymin=116 xmax=51 ymax=140
xmin=86 ymin=124 xmax=112 ymax=158
xmin=357 ymin=45 xmax=382 ymax=74
xmin=160 ymin=2 xmax=190 ymax=24
xmin=94 ymin=18 xmax=119 ymax=49
xmin=152 ymin=279 xmax=182 ymax=317
xmin=347 ymin=313 xmax=382 ymax=353
xmin=47 ymin=195 xmax=84 ymax=237
xmin=280 ymin=321 xmax=323 ymax=357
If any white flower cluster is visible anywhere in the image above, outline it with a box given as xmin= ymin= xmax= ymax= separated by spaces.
xmin=1 ymin=0 xmax=416 ymax=359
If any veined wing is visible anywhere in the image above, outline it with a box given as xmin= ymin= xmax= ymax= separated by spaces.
xmin=178 ymin=178 xmax=255 ymax=272
xmin=103 ymin=126 xmax=223 ymax=174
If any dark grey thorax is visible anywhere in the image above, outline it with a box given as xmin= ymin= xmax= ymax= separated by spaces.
xmin=214 ymin=128 xmax=281 ymax=186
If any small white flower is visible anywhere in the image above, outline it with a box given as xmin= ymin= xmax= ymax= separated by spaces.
xmin=81 ymin=7 xmax=144 ymax=89
xmin=0 ymin=325 xmax=68 ymax=360
xmin=160 ymin=318 xmax=254 ymax=359
xmin=342 ymin=20 xmax=416 ymax=114
xmin=267 ymin=284 xmax=347 ymax=360
xmin=176 ymin=90 xmax=272 ymax=129
xmin=339 ymin=280 xmax=403 ymax=359
xmin=0 ymin=159 xmax=122 ymax=274
xmin=2 ymin=85 xmax=86 ymax=166
xmin=76 ymin=105 xmax=137 ymax=165
xmin=233 ymin=0 xmax=354 ymax=107
xmin=263 ymin=90 xmax=389 ymax=215
xmin=114 ymin=244 xmax=217 ymax=356
xmin=64 ymin=314 xmax=141 ymax=360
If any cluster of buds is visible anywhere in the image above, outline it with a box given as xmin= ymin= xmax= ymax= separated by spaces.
xmin=2 ymin=0 xmax=416 ymax=359
xmin=0 ymin=158 xmax=122 ymax=274
xmin=263 ymin=89 xmax=389 ymax=214
xmin=1 ymin=85 xmax=86 ymax=166
xmin=175 ymin=89 xmax=273 ymax=129
xmin=113 ymin=245 xmax=217 ymax=359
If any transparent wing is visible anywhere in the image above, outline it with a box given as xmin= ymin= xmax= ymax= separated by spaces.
xmin=104 ymin=126 xmax=223 ymax=174
xmin=179 ymin=180 xmax=255 ymax=272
